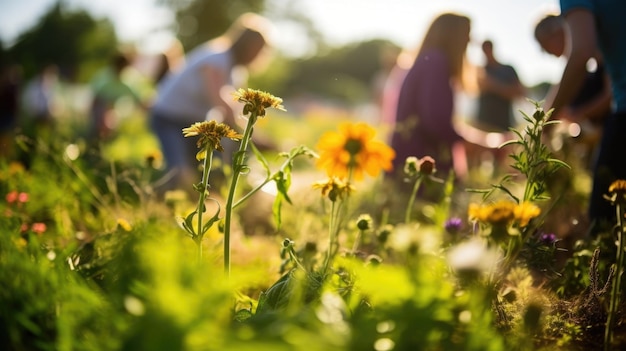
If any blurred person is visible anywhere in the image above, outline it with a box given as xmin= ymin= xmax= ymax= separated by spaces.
xmin=153 ymin=39 xmax=185 ymax=85
xmin=0 ymin=63 xmax=22 ymax=160
xmin=21 ymin=64 xmax=59 ymax=138
xmin=380 ymin=50 xmax=412 ymax=138
xmin=150 ymin=13 xmax=274 ymax=193
xmin=475 ymin=39 xmax=525 ymax=133
xmin=535 ymin=14 xmax=611 ymax=166
xmin=88 ymin=51 xmax=144 ymax=141
xmin=546 ymin=1 xmax=626 ymax=231
xmin=388 ymin=13 xmax=473 ymax=183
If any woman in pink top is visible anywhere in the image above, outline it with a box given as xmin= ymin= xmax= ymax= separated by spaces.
xmin=389 ymin=13 xmax=471 ymax=180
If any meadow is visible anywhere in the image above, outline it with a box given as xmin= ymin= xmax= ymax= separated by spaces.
xmin=1 ymin=88 xmax=625 ymax=351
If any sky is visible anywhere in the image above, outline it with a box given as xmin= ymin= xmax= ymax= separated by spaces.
xmin=0 ymin=0 xmax=565 ymax=86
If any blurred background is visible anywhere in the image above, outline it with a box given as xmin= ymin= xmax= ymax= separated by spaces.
xmin=0 ymin=0 xmax=568 ymax=157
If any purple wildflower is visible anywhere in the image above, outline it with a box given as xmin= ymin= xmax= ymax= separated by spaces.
xmin=444 ymin=217 xmax=463 ymax=234
xmin=539 ymin=232 xmax=557 ymax=245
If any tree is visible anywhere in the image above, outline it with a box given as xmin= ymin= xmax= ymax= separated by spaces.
xmin=158 ymin=0 xmax=266 ymax=51
xmin=251 ymin=39 xmax=401 ymax=104
xmin=7 ymin=1 xmax=119 ymax=82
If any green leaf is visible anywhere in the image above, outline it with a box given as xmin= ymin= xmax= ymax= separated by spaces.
xmin=546 ymin=158 xmax=571 ymax=169
xmin=184 ymin=211 xmax=197 ymax=236
xmin=234 ymin=309 xmax=253 ymax=322
xmin=250 ymin=141 xmax=271 ymax=178
xmin=271 ymin=170 xmax=293 ymax=230
xmin=256 ymin=272 xmax=293 ymax=314
xmin=202 ymin=199 xmax=221 ymax=234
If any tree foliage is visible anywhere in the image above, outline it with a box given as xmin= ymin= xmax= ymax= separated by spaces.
xmin=251 ymin=39 xmax=402 ymax=104
xmin=6 ymin=1 xmax=119 ymax=82
xmin=158 ymin=0 xmax=267 ymax=51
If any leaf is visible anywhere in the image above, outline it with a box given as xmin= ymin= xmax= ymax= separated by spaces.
xmin=195 ymin=149 xmax=206 ymax=161
xmin=546 ymin=158 xmax=571 ymax=169
xmin=202 ymin=199 xmax=221 ymax=234
xmin=250 ymin=141 xmax=271 ymax=178
xmin=499 ymin=139 xmax=522 ymax=148
xmin=256 ymin=272 xmax=293 ymax=314
xmin=184 ymin=211 xmax=197 ymax=236
xmin=234 ymin=309 xmax=253 ymax=322
xmin=272 ymin=170 xmax=293 ymax=230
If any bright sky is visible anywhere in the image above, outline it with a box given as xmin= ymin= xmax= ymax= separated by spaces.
xmin=0 ymin=0 xmax=565 ymax=86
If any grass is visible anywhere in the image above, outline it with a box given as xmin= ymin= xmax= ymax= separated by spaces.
xmin=1 ymin=96 xmax=626 ymax=351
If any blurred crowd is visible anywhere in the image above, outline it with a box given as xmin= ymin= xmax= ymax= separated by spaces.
xmin=2 ymin=2 xmax=625 ymax=233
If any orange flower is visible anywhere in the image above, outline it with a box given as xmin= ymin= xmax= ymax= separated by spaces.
xmin=315 ymin=122 xmax=395 ymax=180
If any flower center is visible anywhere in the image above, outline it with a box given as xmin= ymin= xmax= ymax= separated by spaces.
xmin=344 ymin=138 xmax=362 ymax=156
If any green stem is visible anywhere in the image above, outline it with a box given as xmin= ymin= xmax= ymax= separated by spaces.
xmin=323 ymin=201 xmax=338 ymax=276
xmin=233 ymin=178 xmax=271 ymax=209
xmin=233 ymin=154 xmax=297 ymax=209
xmin=195 ymin=147 xmax=213 ymax=260
xmin=605 ymin=202 xmax=624 ymax=351
xmin=352 ymin=230 xmax=363 ymax=254
xmin=223 ymin=114 xmax=257 ymax=276
xmin=405 ymin=176 xmax=423 ymax=223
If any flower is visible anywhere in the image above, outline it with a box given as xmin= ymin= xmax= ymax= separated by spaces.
xmin=312 ymin=177 xmax=354 ymax=202
xmin=539 ymin=232 xmax=557 ymax=245
xmin=31 ymin=222 xmax=47 ymax=235
xmin=182 ymin=120 xmax=242 ymax=159
xmin=6 ymin=191 xmax=18 ymax=204
xmin=514 ymin=202 xmax=541 ymax=227
xmin=608 ymin=179 xmax=626 ymax=205
xmin=417 ymin=156 xmax=436 ymax=175
xmin=117 ymin=218 xmax=132 ymax=232
xmin=356 ymin=214 xmax=373 ymax=231
xmin=469 ymin=201 xmax=516 ymax=226
xmin=444 ymin=217 xmax=463 ymax=234
xmin=469 ymin=201 xmax=541 ymax=228
xmin=447 ymin=238 xmax=501 ymax=277
xmin=403 ymin=157 xmax=419 ymax=177
xmin=232 ymin=88 xmax=285 ymax=117
xmin=18 ymin=192 xmax=29 ymax=203
xmin=316 ymin=122 xmax=395 ymax=180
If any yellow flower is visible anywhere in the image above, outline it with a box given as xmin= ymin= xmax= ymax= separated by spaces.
xmin=514 ymin=202 xmax=541 ymax=227
xmin=315 ymin=122 xmax=395 ymax=180
xmin=117 ymin=218 xmax=132 ymax=232
xmin=470 ymin=201 xmax=541 ymax=228
xmin=608 ymin=179 xmax=626 ymax=205
xmin=469 ymin=201 xmax=516 ymax=226
xmin=182 ymin=120 xmax=242 ymax=159
xmin=312 ymin=177 xmax=354 ymax=202
xmin=609 ymin=180 xmax=626 ymax=195
xmin=232 ymin=88 xmax=285 ymax=117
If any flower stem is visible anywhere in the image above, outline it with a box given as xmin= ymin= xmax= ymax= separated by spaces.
xmin=195 ymin=147 xmax=213 ymax=260
xmin=405 ymin=176 xmax=422 ymax=223
xmin=605 ymin=202 xmax=624 ymax=351
xmin=223 ymin=114 xmax=257 ymax=276
xmin=323 ymin=201 xmax=338 ymax=276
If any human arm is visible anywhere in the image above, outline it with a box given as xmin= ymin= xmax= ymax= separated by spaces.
xmin=201 ymin=64 xmax=237 ymax=128
xmin=559 ymin=70 xmax=612 ymax=123
xmin=545 ymin=8 xmax=598 ymax=116
xmin=478 ymin=67 xmax=526 ymax=100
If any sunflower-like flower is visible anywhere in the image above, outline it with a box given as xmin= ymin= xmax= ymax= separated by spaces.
xmin=232 ymin=88 xmax=285 ymax=117
xmin=469 ymin=201 xmax=516 ymax=226
xmin=469 ymin=200 xmax=541 ymax=228
xmin=607 ymin=179 xmax=626 ymax=206
xmin=312 ymin=177 xmax=354 ymax=202
xmin=182 ymin=120 xmax=242 ymax=159
xmin=316 ymin=122 xmax=395 ymax=180
xmin=514 ymin=202 xmax=541 ymax=227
